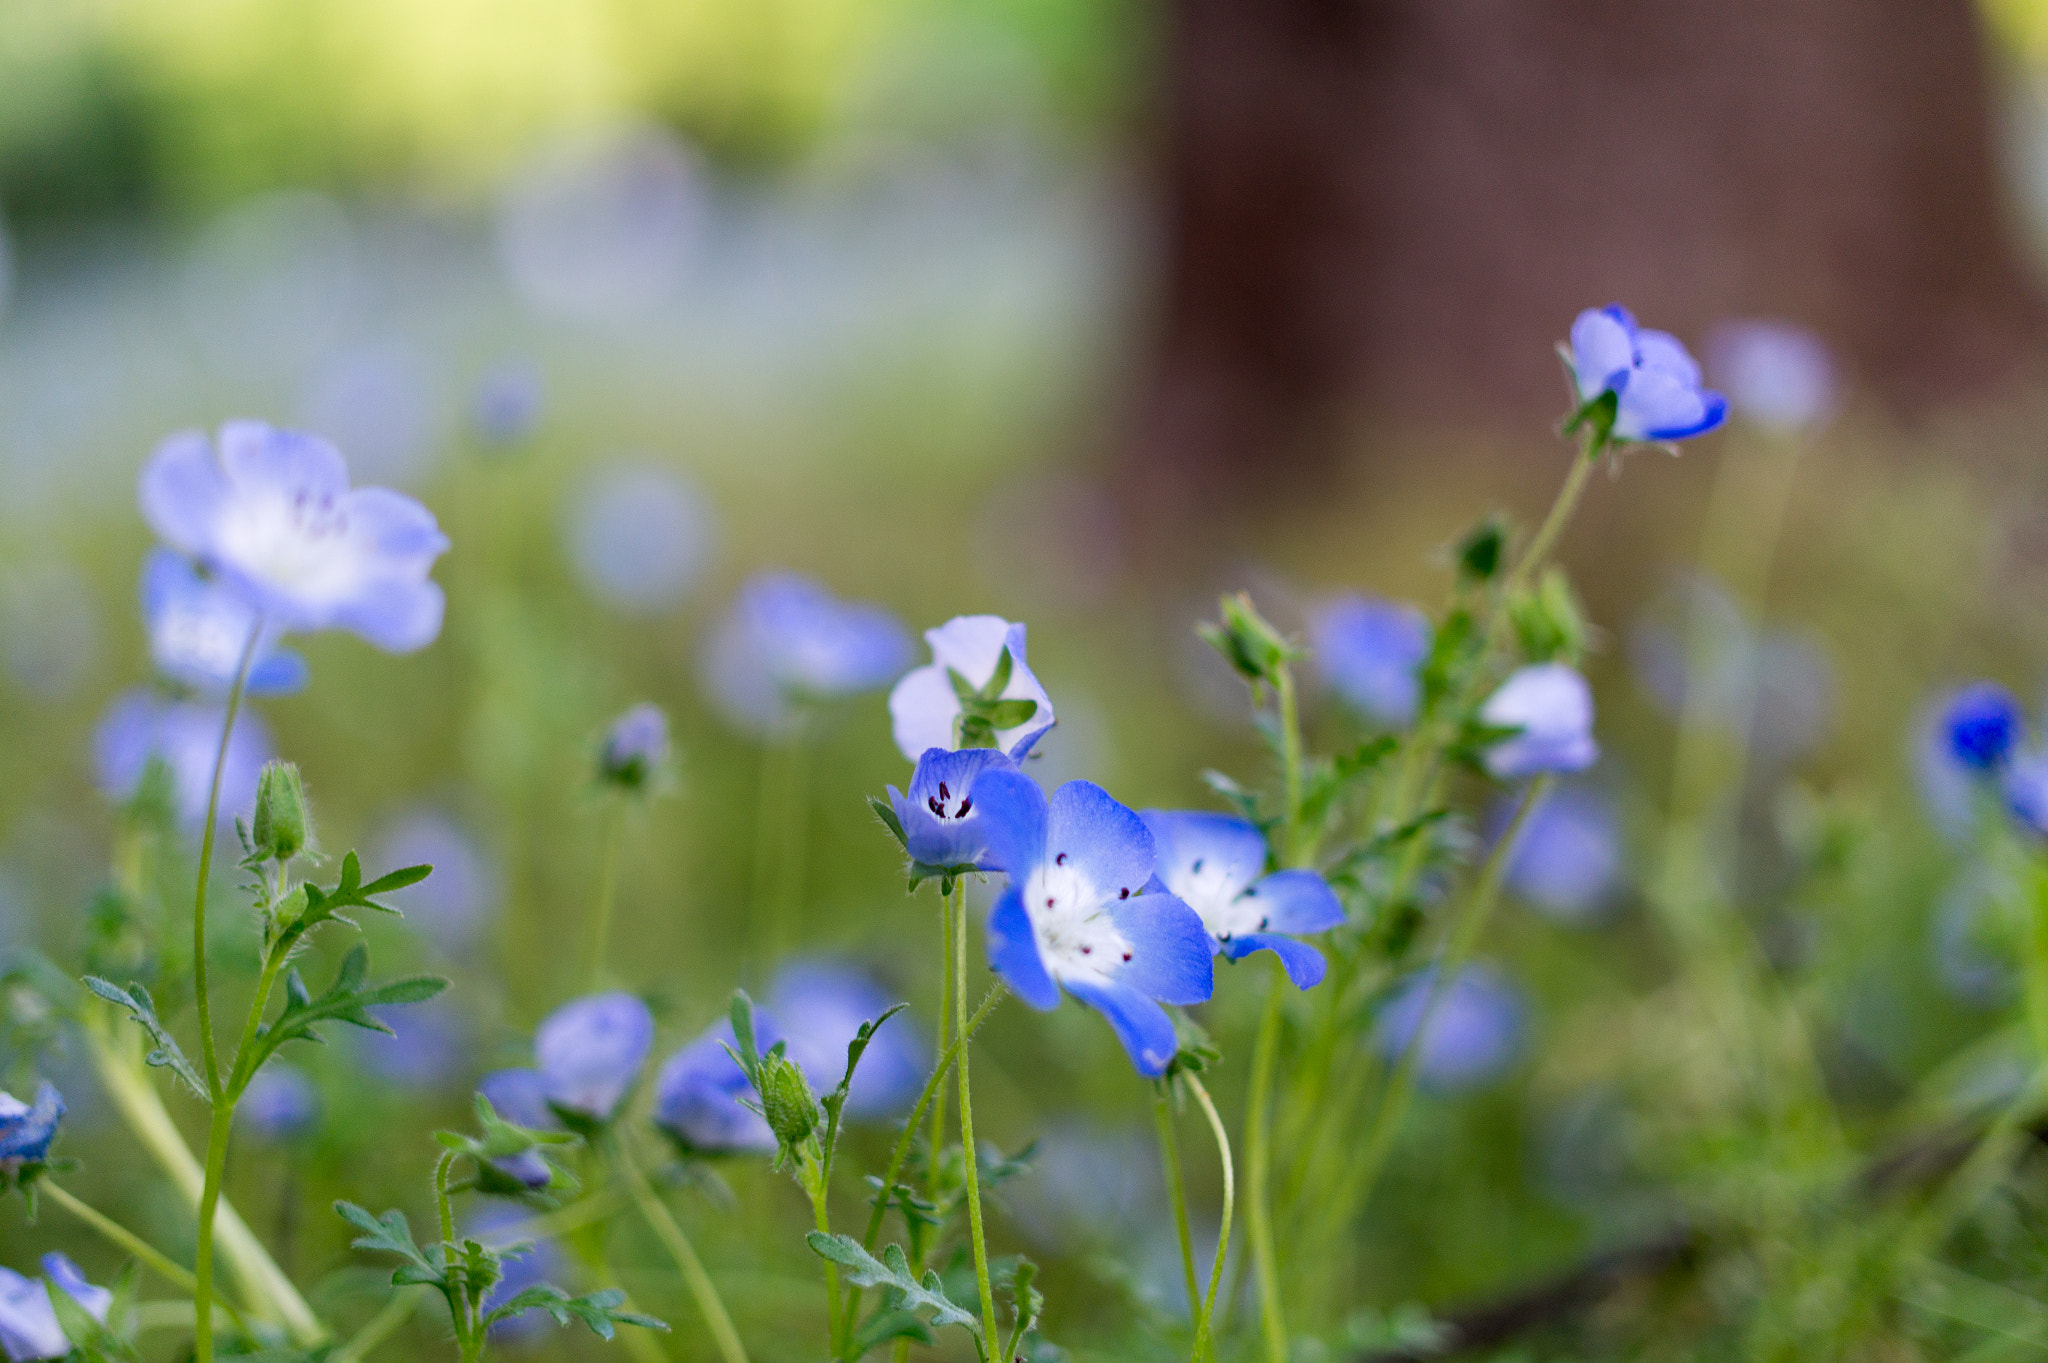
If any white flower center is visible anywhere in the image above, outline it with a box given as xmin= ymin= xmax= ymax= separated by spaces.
xmin=1170 ymin=858 xmax=1267 ymax=943
xmin=1025 ymin=856 xmax=1131 ymax=987
xmin=217 ymin=489 xmax=358 ymax=598
xmin=0 ymin=1092 xmax=26 ymax=1120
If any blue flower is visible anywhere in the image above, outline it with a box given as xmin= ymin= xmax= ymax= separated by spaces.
xmin=1708 ymin=320 xmax=1836 ymax=434
xmin=599 ymin=703 xmax=672 ymax=790
xmin=355 ymin=998 xmax=468 ymax=1091
xmin=973 ymin=768 xmax=1213 ymax=1077
xmin=564 ymin=464 xmax=714 ymax=615
xmin=653 ymin=1018 xmax=779 ymax=1155
xmin=141 ymin=550 xmax=306 ymax=695
xmin=138 ymin=421 xmax=449 ymax=652
xmin=1140 ymin=811 xmax=1344 ymax=989
xmin=1481 ymin=664 xmax=1598 ymax=780
xmin=475 ymin=1069 xmax=557 ymax=1188
xmin=888 ymin=747 xmax=1015 ymax=870
xmin=704 ymin=573 xmax=912 ymax=734
xmin=533 ymin=993 xmax=653 ymax=1123
xmin=0 ymin=1254 xmax=109 ymax=1361
xmin=1942 ymin=682 xmax=2021 ymax=773
xmin=1568 ymin=306 xmax=1728 ymax=443
xmin=766 ymin=962 xmax=926 ymax=1120
xmin=372 ymin=807 xmax=494 ymax=953
xmin=1309 ymin=595 xmax=1430 ymax=728
xmin=471 ymin=361 xmax=545 ymax=445
xmin=93 ymin=690 xmax=274 ymax=828
xmin=1501 ymin=786 xmax=1624 ymax=924
xmin=239 ymin=1065 xmax=318 ymax=1142
xmin=1374 ymin=964 xmax=1525 ymax=1091
xmin=0 ymin=1084 xmax=63 ymax=1165
xmin=890 ymin=616 xmax=1056 ymax=761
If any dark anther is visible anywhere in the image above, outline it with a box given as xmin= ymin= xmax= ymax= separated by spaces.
xmin=1119 ymin=887 xmax=1131 ymax=899
xmin=929 ymin=797 xmax=944 ymax=816
xmin=1121 ymin=951 xmax=1132 ymax=961
xmin=938 ymin=782 xmax=950 ymax=801
xmin=1046 ymin=898 xmax=1056 ymax=908
xmin=1081 ymin=946 xmax=1092 ymax=954
xmin=1055 ymin=852 xmax=1067 ymax=865
xmin=1259 ymin=917 xmax=1269 ymax=929
xmin=1192 ymin=859 xmax=1203 ymax=873
xmin=957 ymin=796 xmax=971 ymax=817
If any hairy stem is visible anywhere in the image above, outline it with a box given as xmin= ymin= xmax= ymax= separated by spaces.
xmin=952 ymin=880 xmax=1000 ymax=1348
xmin=1154 ymin=1087 xmax=1203 ymax=1334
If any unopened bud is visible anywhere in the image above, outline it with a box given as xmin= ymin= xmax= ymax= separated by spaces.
xmin=251 ymin=762 xmax=311 ymax=863
xmin=757 ymin=1053 xmax=819 ymax=1149
xmin=600 ymin=704 xmax=671 ymax=792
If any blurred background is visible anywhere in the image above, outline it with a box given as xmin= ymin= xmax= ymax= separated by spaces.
xmin=10 ymin=0 xmax=2048 ymax=1358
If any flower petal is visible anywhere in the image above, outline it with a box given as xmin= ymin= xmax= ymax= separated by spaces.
xmin=1108 ymin=892 xmax=1215 ymax=1005
xmin=331 ymin=578 xmax=446 ymax=653
xmin=1141 ymin=810 xmax=1267 ymax=903
xmin=1568 ymin=306 xmax=1636 ymax=401
xmin=987 ymin=885 xmax=1060 ymax=1009
xmin=1614 ymin=367 xmax=1728 ymax=442
xmin=1047 ymin=780 xmax=1153 ymax=900
xmin=1222 ymin=932 xmax=1328 ymax=989
xmin=1063 ymin=977 xmax=1180 ymax=1077
xmin=218 ymin=420 xmax=349 ymax=501
xmin=888 ymin=664 xmax=960 ymax=761
xmin=138 ymin=430 xmax=230 ymax=557
xmin=1242 ymin=869 xmax=1345 ymax=935
xmin=968 ymin=766 xmax=1048 ymax=881
xmin=1632 ymin=328 xmax=1702 ymax=386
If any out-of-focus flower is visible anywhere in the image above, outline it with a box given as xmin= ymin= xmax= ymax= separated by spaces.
xmin=179 ymin=192 xmax=360 ymax=380
xmin=471 ymin=362 xmax=545 ymax=446
xmin=974 ymin=768 xmax=1212 ymax=1077
xmin=889 ymin=615 xmax=1056 ymax=761
xmin=0 ymin=1084 xmax=63 ymax=1165
xmin=301 ymin=342 xmax=442 ymax=487
xmin=2004 ymin=748 xmax=2048 ymax=839
xmin=355 ymin=998 xmax=467 ymax=1091
xmin=475 ymin=1069 xmax=556 ymax=1189
xmin=1568 ymin=306 xmax=1728 ymax=444
xmin=1309 ymin=595 xmax=1430 ymax=728
xmin=138 ymin=421 xmax=449 ymax=652
xmin=1502 ymin=786 xmax=1624 ymax=923
xmin=372 ymin=808 xmax=494 ymax=953
xmin=1942 ymin=683 xmax=2022 ymax=773
xmin=533 ymin=993 xmax=653 ymax=1123
xmin=472 ymin=1204 xmax=568 ymax=1342
xmin=1008 ymin=1121 xmax=1158 ymax=1251
xmin=1628 ymin=577 xmax=1833 ymax=763
xmin=1482 ymin=664 xmax=1598 ymax=780
xmin=143 ymin=551 xmax=306 ymax=695
xmin=240 ymin=1065 xmax=318 ymax=1142
xmin=93 ymin=690 xmax=273 ymax=828
xmin=563 ymin=464 xmax=714 ymax=614
xmin=888 ymin=746 xmax=1013 ymax=870
xmin=1141 ymin=811 xmax=1345 ymax=988
xmin=599 ymin=703 xmax=672 ymax=793
xmin=1375 ymin=964 xmax=1525 ymax=1091
xmin=702 ymin=573 xmax=912 ymax=734
xmin=0 ymin=1254 xmax=109 ymax=1361
xmin=654 ymin=1019 xmax=778 ymax=1155
xmin=765 ymin=962 xmax=925 ymax=1120
xmin=1708 ymin=321 xmax=1837 ymax=434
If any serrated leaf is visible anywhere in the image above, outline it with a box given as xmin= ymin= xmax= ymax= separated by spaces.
xmin=482 ymin=1284 xmax=668 ymax=1337
xmin=235 ymin=947 xmax=448 ymax=1089
xmin=807 ymin=1233 xmax=981 ymax=1339
xmin=335 ymin=1201 xmax=440 ymax=1281
xmin=82 ymin=977 xmax=208 ymax=1099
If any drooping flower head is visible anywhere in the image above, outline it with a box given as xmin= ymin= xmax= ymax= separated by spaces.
xmin=1501 ymin=786 xmax=1624 ymax=924
xmin=1140 ymin=811 xmax=1344 ymax=989
xmin=973 ymin=768 xmax=1213 ymax=1077
xmin=1374 ymin=964 xmax=1525 ymax=1092
xmin=1942 ymin=682 xmax=2022 ymax=773
xmin=0 ymin=1084 xmax=63 ymax=1167
xmin=1708 ymin=320 xmax=1836 ymax=434
xmin=704 ymin=573 xmax=913 ymax=734
xmin=1567 ymin=306 xmax=1728 ymax=444
xmin=0 ymin=1254 xmax=109 ymax=1361
xmin=533 ymin=992 xmax=654 ymax=1124
xmin=765 ymin=962 xmax=925 ymax=1120
xmin=93 ymin=690 xmax=273 ymax=828
xmin=599 ymin=703 xmax=673 ymax=792
xmin=138 ymin=421 xmax=449 ymax=652
xmin=888 ymin=746 xmax=1014 ymax=871
xmin=890 ymin=616 xmax=1056 ymax=761
xmin=142 ymin=550 xmax=306 ymax=695
xmin=1481 ymin=664 xmax=1598 ymax=780
xmin=240 ymin=1065 xmax=319 ymax=1142
xmin=1309 ymin=595 xmax=1431 ymax=729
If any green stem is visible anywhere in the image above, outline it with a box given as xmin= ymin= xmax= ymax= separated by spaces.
xmin=329 ymin=1289 xmax=419 ymax=1363
xmin=1154 ymin=1087 xmax=1202 ymax=1334
xmin=193 ymin=624 xmax=261 ymax=1102
xmin=952 ymin=880 xmax=1000 ymax=1350
xmin=1244 ymin=959 xmax=1290 ymax=1363
xmin=1185 ymin=1073 xmax=1234 ymax=1363
xmin=808 ymin=1155 xmax=844 ymax=1358
xmin=192 ymin=1098 xmax=236 ymax=1363
xmin=586 ymin=795 xmax=628 ymax=990
xmin=928 ymin=894 xmax=957 ymax=1206
xmin=617 ymin=1138 xmax=751 ymax=1363
xmin=1504 ymin=438 xmax=1599 ymax=602
xmin=41 ymin=1180 xmax=217 ymax=1307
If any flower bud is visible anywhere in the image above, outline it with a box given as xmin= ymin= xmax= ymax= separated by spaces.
xmin=251 ymin=761 xmax=311 ymax=863
xmin=1197 ymin=592 xmax=1298 ymax=686
xmin=757 ymin=1051 xmax=819 ymax=1149
xmin=599 ymin=703 xmax=671 ymax=792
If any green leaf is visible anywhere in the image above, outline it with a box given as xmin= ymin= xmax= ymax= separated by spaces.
xmin=729 ymin=989 xmax=761 ymax=1083
xmin=236 ymin=946 xmax=448 ymax=1085
xmin=482 ymin=1284 xmax=668 ymax=1337
xmin=335 ymin=1201 xmax=442 ymax=1283
xmin=821 ymin=1003 xmax=909 ymax=1141
xmin=850 ymin=1306 xmax=936 ymax=1357
xmin=981 ymin=645 xmax=1015 ymax=701
xmin=980 ymin=699 xmax=1039 ymax=730
xmin=82 ymin=977 xmax=207 ymax=1099
xmin=296 ymin=852 xmax=435 ymax=930
xmin=806 ymin=1233 xmax=982 ymax=1340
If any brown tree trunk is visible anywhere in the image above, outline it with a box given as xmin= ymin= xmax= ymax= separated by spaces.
xmin=1127 ymin=0 xmax=2046 ymax=519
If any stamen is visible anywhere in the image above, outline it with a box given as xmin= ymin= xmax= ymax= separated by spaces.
xmin=957 ymin=796 xmax=971 ymax=817
xmin=1055 ymin=852 xmax=1067 ymax=865
xmin=938 ymin=782 xmax=950 ymax=801
xmin=1119 ymin=887 xmax=1130 ymax=899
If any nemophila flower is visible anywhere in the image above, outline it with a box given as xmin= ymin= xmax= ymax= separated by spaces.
xmin=534 ymin=993 xmax=653 ymax=1123
xmin=766 ymin=962 xmax=925 ymax=1119
xmin=142 ymin=551 xmax=305 ymax=695
xmin=471 ymin=361 xmax=545 ymax=446
xmin=0 ymin=1084 xmax=62 ymax=1167
xmin=475 ymin=1069 xmax=556 ymax=1188
xmin=138 ymin=420 xmax=449 ymax=652
xmin=372 ymin=808 xmax=494 ymax=953
xmin=93 ymin=690 xmax=273 ymax=828
xmin=564 ymin=464 xmax=714 ymax=615
xmin=240 ymin=1065 xmax=318 ymax=1142
xmin=1942 ymin=683 xmax=2021 ymax=773
xmin=1140 ymin=811 xmax=1344 ymax=989
xmin=974 ymin=768 xmax=1212 ymax=1077
xmin=1309 ymin=595 xmax=1430 ymax=728
xmin=1568 ymin=305 xmax=1728 ymax=444
xmin=703 ymin=573 xmax=913 ymax=734
xmin=1481 ymin=664 xmax=1598 ymax=780
xmin=355 ymin=998 xmax=467 ymax=1090
xmin=1375 ymin=964 xmax=1525 ymax=1092
xmin=599 ymin=703 xmax=672 ymax=792
xmin=1708 ymin=320 xmax=1837 ymax=434
xmin=1501 ymin=786 xmax=1624 ymax=924
xmin=888 ymin=746 xmax=1014 ymax=870
xmin=0 ymin=1254 xmax=109 ymax=1361
xmin=891 ymin=615 xmax=1057 ymax=761
xmin=654 ymin=1018 xmax=778 ymax=1155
